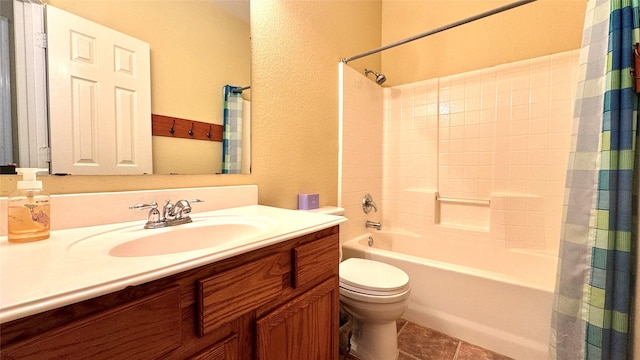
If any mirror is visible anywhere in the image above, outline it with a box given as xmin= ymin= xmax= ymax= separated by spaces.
xmin=3 ymin=0 xmax=251 ymax=175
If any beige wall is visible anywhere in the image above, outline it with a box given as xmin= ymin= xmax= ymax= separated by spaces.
xmin=375 ymin=0 xmax=587 ymax=86
xmin=241 ymin=0 xmax=382 ymax=207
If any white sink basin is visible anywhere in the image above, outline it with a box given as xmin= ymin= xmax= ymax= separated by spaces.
xmin=68 ymin=215 xmax=279 ymax=257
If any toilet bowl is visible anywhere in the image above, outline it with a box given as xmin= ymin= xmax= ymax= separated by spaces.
xmin=302 ymin=207 xmax=409 ymax=358
xmin=339 ymin=257 xmax=410 ymax=360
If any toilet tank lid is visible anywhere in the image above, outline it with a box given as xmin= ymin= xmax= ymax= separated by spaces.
xmin=339 ymin=258 xmax=409 ymax=293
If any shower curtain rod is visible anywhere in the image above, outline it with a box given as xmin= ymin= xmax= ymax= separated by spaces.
xmin=341 ymin=0 xmax=537 ymax=64
xmin=232 ymin=86 xmax=251 ymax=94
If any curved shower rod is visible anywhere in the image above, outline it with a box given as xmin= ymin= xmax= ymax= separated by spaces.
xmin=341 ymin=0 xmax=538 ymax=64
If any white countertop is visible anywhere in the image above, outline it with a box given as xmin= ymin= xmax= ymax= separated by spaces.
xmin=0 ymin=204 xmax=345 ymax=324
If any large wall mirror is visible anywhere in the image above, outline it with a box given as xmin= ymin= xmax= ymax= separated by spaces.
xmin=1 ymin=0 xmax=251 ymax=175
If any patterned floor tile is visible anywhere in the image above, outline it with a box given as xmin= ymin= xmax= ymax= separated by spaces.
xmin=341 ymin=319 xmax=513 ymax=360
xmin=397 ymin=322 xmax=459 ymax=360
xmin=455 ymin=342 xmax=514 ymax=360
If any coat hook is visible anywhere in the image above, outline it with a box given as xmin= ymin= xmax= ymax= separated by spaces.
xmin=169 ymin=120 xmax=175 ymax=134
xmin=188 ymin=122 xmax=195 ymax=136
xmin=206 ymin=125 xmax=212 ymax=138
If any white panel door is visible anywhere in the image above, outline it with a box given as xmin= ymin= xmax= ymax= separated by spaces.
xmin=46 ymin=5 xmax=152 ymax=175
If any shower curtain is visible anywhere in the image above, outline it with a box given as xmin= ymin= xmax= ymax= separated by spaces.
xmin=222 ymin=85 xmax=243 ymax=174
xmin=550 ymin=0 xmax=638 ymax=359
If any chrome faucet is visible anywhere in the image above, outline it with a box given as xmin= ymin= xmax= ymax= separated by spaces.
xmin=169 ymin=199 xmax=193 ymax=219
xmin=365 ymin=220 xmax=381 ymax=230
xmin=130 ymin=199 xmax=203 ymax=229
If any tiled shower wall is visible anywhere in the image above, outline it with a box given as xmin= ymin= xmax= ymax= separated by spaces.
xmin=339 ymin=64 xmax=384 ymax=242
xmin=381 ymin=50 xmax=578 ymax=252
xmin=340 ymin=49 xmax=579 ymax=253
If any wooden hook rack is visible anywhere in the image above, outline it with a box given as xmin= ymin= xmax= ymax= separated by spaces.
xmin=152 ymin=114 xmax=223 ymax=142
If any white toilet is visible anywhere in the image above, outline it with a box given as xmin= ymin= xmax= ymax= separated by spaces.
xmin=305 ymin=206 xmax=410 ymax=359
xmin=339 ymin=257 xmax=410 ymax=360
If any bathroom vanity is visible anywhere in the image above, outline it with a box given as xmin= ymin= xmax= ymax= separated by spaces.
xmin=0 ymin=186 xmax=345 ymax=359
xmin=0 ymin=226 xmax=339 ymax=359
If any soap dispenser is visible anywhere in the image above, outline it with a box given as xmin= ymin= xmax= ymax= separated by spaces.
xmin=8 ymin=168 xmax=50 ymax=243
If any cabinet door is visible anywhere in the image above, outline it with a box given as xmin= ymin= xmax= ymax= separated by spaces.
xmin=255 ymin=277 xmax=339 ymax=360
xmin=188 ymin=334 xmax=238 ymax=360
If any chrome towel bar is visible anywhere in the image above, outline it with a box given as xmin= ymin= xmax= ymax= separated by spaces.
xmin=436 ymin=196 xmax=490 ymax=206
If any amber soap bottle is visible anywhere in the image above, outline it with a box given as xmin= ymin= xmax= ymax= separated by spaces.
xmin=7 ymin=168 xmax=50 ymax=243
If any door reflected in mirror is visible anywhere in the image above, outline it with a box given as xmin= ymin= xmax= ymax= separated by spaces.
xmin=5 ymin=0 xmax=251 ymax=175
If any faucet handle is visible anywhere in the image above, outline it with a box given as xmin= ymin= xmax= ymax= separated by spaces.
xmin=129 ymin=202 xmax=158 ymax=210
xmin=362 ymin=193 xmax=378 ymax=214
xmin=167 ymin=199 xmax=204 ymax=220
xmin=130 ymin=202 xmax=162 ymax=226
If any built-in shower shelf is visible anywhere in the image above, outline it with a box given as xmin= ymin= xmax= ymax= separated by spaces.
xmin=436 ymin=196 xmax=491 ymax=206
xmin=435 ymin=193 xmax=490 ymax=231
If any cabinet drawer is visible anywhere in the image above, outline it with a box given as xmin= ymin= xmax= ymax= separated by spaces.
xmin=292 ymin=233 xmax=339 ymax=288
xmin=197 ymin=253 xmax=288 ymax=336
xmin=1 ymin=286 xmax=182 ymax=360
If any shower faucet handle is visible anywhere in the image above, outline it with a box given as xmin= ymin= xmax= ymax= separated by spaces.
xmin=362 ymin=193 xmax=378 ymax=214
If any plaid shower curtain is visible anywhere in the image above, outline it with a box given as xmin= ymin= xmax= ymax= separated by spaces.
xmin=222 ymin=85 xmax=243 ymax=174
xmin=549 ymin=0 xmax=638 ymax=359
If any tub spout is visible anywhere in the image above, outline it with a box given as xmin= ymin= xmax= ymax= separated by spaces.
xmin=366 ymin=220 xmax=381 ymax=230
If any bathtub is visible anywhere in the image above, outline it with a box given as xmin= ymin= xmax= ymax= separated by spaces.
xmin=341 ymin=230 xmax=557 ymax=360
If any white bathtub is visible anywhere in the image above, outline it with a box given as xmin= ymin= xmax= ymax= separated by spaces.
xmin=341 ymin=230 xmax=557 ymax=360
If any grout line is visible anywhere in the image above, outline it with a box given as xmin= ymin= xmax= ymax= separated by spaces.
xmin=398 ymin=350 xmax=421 ymax=360
xmin=396 ymin=320 xmax=513 ymax=360
xmin=397 ymin=319 xmax=409 ymax=336
xmin=452 ymin=341 xmax=462 ymax=360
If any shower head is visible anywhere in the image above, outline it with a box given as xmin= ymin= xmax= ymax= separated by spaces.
xmin=364 ymin=68 xmax=386 ymax=85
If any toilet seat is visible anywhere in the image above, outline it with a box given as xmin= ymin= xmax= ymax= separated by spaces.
xmin=339 ymin=258 xmax=410 ymax=297
xmin=339 ymin=285 xmax=411 ymax=304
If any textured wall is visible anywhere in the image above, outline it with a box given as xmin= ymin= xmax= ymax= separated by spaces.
xmin=248 ymin=1 xmax=382 ymax=208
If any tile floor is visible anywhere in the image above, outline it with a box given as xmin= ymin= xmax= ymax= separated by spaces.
xmin=342 ymin=319 xmax=513 ymax=360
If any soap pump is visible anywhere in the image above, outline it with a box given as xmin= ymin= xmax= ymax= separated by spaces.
xmin=7 ymin=168 xmax=51 ymax=243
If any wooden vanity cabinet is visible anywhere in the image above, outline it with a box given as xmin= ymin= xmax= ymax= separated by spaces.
xmin=0 ymin=226 xmax=340 ymax=360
